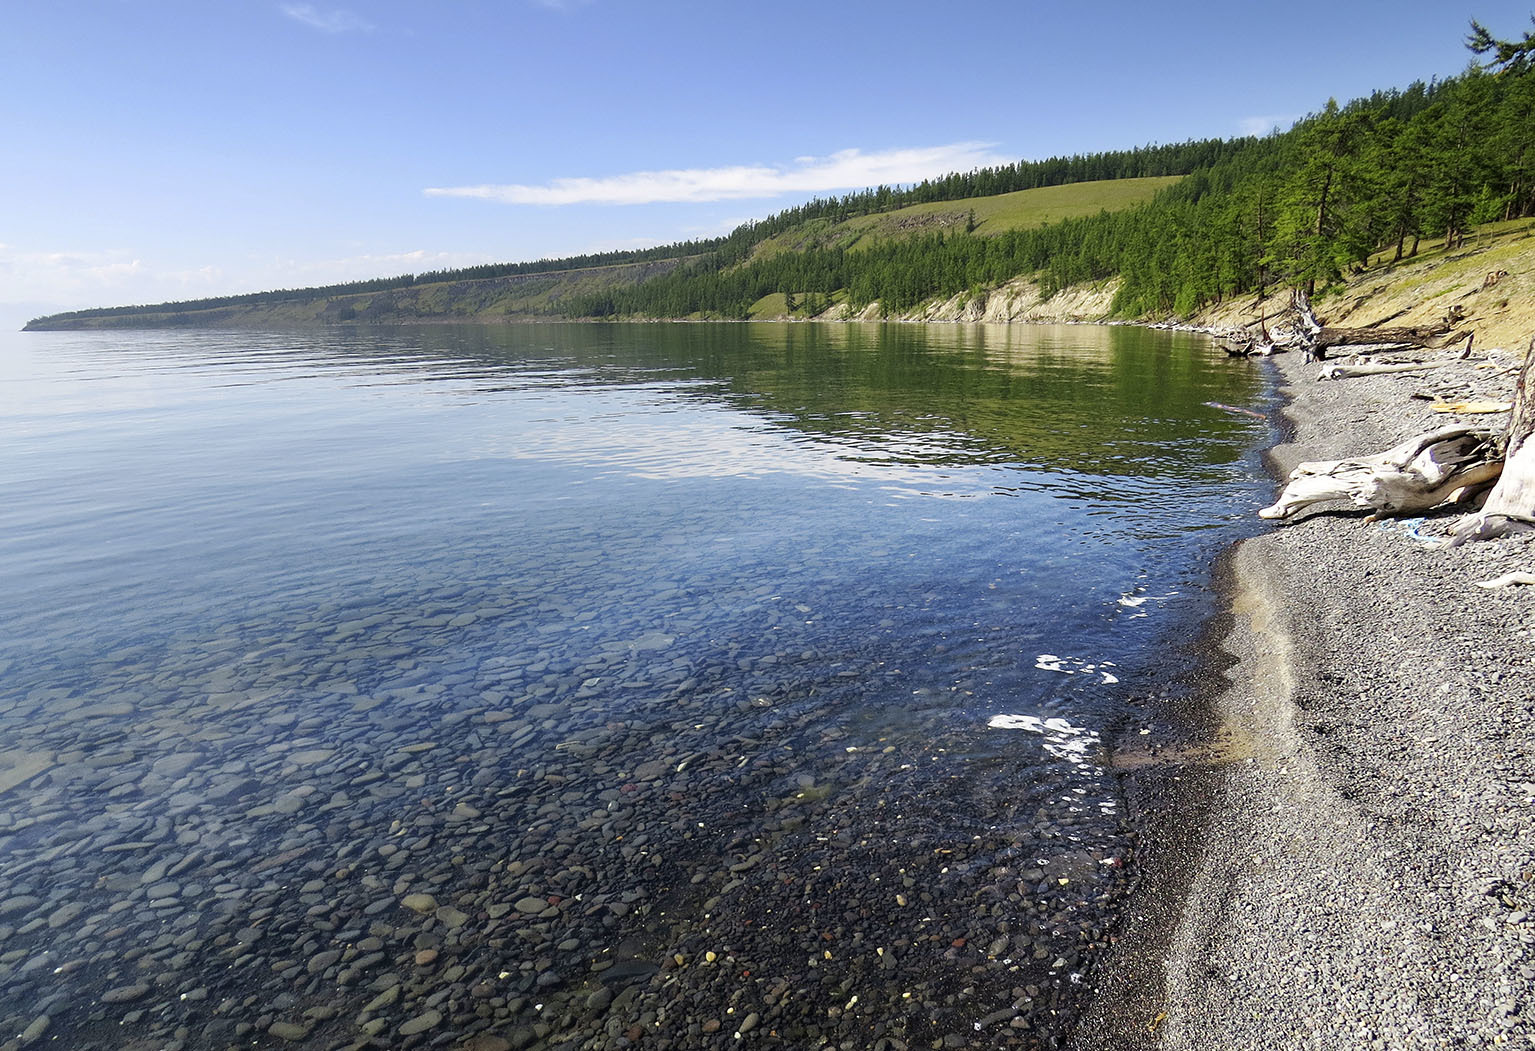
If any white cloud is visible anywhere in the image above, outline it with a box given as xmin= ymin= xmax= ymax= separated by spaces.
xmin=0 ymin=245 xmax=146 ymax=294
xmin=0 ymin=244 xmax=230 ymax=320
xmin=1238 ymin=114 xmax=1300 ymax=138
xmin=268 ymin=248 xmax=497 ymax=279
xmin=424 ymin=142 xmax=1011 ymax=206
xmin=0 ymin=243 xmax=497 ymax=320
xmin=280 ymin=4 xmax=375 ymax=33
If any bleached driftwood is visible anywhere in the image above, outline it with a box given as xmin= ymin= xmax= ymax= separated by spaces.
xmin=1313 ymin=324 xmax=1453 ymax=356
xmin=1449 ymin=338 xmax=1535 ymax=544
xmin=1431 ymin=399 xmax=1512 ymax=414
xmin=1317 ymin=361 xmax=1439 ymax=380
xmin=1281 ymin=290 xmax=1469 ymax=361
xmin=1260 ymin=426 xmax=1503 ymax=521
xmin=1475 ymin=570 xmax=1535 ymax=588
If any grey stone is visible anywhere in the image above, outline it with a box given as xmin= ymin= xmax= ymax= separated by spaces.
xmin=46 ymin=903 xmax=83 ymax=928
xmin=268 ymin=1021 xmax=310 ymax=1041
xmin=434 ymin=905 xmax=470 ymax=928
xmin=308 ymin=949 xmax=341 ymax=973
xmin=101 ymin=984 xmax=150 ymax=1003
xmin=399 ymin=1009 xmax=443 ymax=1036
xmin=18 ymin=1015 xmax=49 ymax=1046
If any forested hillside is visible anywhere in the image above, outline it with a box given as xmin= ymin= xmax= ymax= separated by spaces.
xmin=25 ymin=139 xmax=1228 ymax=329
xmin=571 ymin=19 xmax=1535 ymax=322
xmin=25 ymin=19 xmax=1535 ymax=332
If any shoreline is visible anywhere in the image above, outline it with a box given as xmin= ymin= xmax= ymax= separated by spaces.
xmin=1077 ymin=340 xmax=1534 ymax=1048
xmin=11 ymin=317 xmax=1529 ymax=1047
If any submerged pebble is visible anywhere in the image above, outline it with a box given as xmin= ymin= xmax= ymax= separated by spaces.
xmin=0 ymin=325 xmax=1265 ymax=1048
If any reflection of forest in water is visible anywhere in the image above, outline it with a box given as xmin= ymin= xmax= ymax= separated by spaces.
xmin=2 ymin=321 xmax=1271 ymax=1051
xmin=348 ymin=321 xmax=1267 ymax=484
xmin=121 ymin=321 xmax=1265 ymax=485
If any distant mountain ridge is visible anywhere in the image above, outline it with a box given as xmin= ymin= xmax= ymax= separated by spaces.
xmin=21 ymin=140 xmax=1237 ymax=330
xmin=25 ymin=28 xmax=1535 ymax=331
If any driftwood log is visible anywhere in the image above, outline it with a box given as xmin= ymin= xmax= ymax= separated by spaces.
xmin=1260 ymin=426 xmax=1503 ymax=521
xmin=1318 ymin=361 xmax=1439 ymax=380
xmin=1280 ymin=291 xmax=1468 ymax=362
xmin=1253 ymin=296 xmax=1532 ymax=542
xmin=1311 ymin=323 xmax=1453 ymax=357
xmin=1450 ymin=338 xmax=1535 ymax=543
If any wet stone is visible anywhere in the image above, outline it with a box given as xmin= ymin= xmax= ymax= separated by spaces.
xmin=46 ymin=903 xmax=83 ymax=928
xmin=78 ymin=702 xmax=134 ymax=718
xmin=268 ymin=1021 xmax=310 ymax=1041
xmin=273 ymin=789 xmax=309 ymax=813
xmin=398 ymin=1009 xmax=443 ymax=1036
xmin=0 ymin=896 xmax=41 ymax=916
xmin=435 ymin=905 xmax=470 ymax=928
xmin=362 ymin=985 xmax=400 ymax=1013
xmin=463 ymin=1037 xmax=512 ymax=1051
xmin=102 ymin=984 xmax=150 ymax=1003
xmin=0 ymin=329 xmax=1164 ymax=1051
xmin=308 ymin=949 xmax=341 ymax=973
xmin=151 ymin=752 xmax=202 ymax=778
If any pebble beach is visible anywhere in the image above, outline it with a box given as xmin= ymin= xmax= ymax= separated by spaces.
xmin=10 ymin=323 xmax=1527 ymax=1051
xmin=1076 ymin=339 xmax=1535 ymax=1049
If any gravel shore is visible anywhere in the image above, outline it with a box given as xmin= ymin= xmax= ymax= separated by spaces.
xmin=1078 ymin=341 xmax=1535 ymax=1049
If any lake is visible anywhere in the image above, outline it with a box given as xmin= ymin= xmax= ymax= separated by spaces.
xmin=0 ymin=322 xmax=1268 ymax=1049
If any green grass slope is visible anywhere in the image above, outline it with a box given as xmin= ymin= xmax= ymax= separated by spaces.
xmin=24 ymin=177 xmax=1180 ymax=330
xmin=750 ymin=176 xmax=1181 ymax=259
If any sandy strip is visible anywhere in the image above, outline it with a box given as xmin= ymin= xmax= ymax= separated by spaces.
xmin=1075 ymin=343 xmax=1535 ymax=1049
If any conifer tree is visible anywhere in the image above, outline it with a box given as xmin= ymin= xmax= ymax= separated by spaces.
xmin=1268 ymin=100 xmax=1375 ymax=296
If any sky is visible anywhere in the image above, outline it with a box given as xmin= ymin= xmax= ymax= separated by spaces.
xmin=3 ymin=0 xmax=1533 ymax=328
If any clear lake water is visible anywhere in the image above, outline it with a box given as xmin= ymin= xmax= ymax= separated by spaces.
xmin=0 ymin=321 xmax=1270 ymax=1049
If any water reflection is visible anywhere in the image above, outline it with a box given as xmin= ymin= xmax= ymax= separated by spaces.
xmin=439 ymin=322 xmax=1263 ymax=483
xmin=12 ymin=322 xmax=1261 ymax=483
xmin=0 ymin=323 xmax=1269 ymax=1050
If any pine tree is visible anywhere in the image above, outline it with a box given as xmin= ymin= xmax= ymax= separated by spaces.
xmin=1420 ymin=69 xmax=1494 ymax=249
xmin=1268 ymin=100 xmax=1375 ymax=296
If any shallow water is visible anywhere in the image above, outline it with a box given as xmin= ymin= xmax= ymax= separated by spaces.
xmin=0 ymin=322 xmax=1268 ymax=1049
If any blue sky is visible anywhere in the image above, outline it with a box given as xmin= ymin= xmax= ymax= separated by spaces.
xmin=3 ymin=0 xmax=1531 ymax=326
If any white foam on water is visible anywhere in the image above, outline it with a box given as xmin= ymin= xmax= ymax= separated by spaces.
xmin=1033 ymin=654 xmax=1119 ymax=684
xmin=987 ymin=713 xmax=1101 ymax=766
xmin=1117 ymin=589 xmax=1179 ymax=619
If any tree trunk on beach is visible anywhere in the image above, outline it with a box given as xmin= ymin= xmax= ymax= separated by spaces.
xmin=1317 ymin=361 xmax=1441 ymax=379
xmin=1313 ymin=323 xmax=1455 ymax=353
xmin=1260 ymin=426 xmax=1503 ymax=520
xmin=1451 ymin=337 xmax=1535 ymax=542
xmin=1280 ymin=290 xmax=1463 ymax=360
